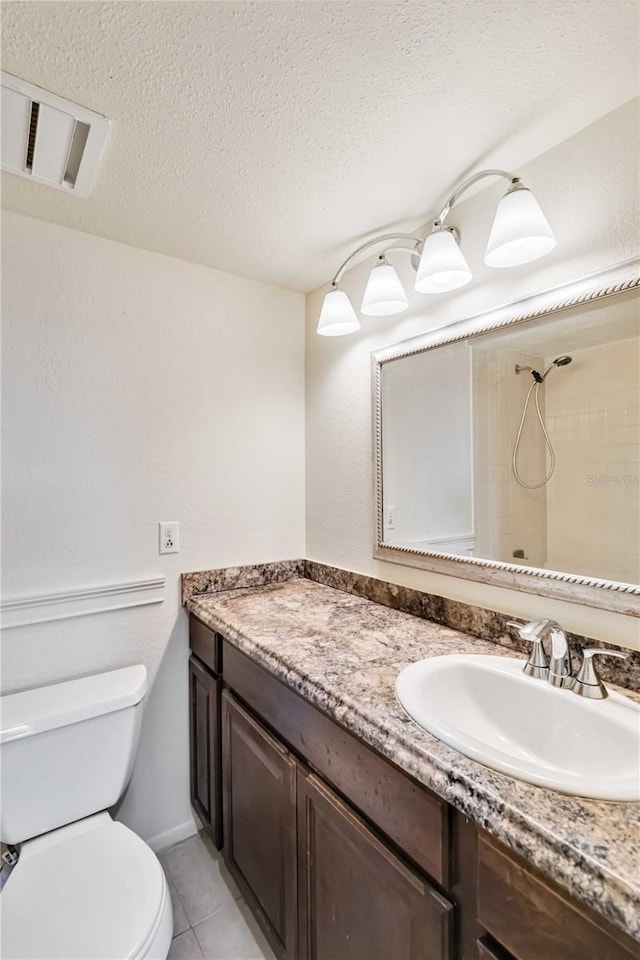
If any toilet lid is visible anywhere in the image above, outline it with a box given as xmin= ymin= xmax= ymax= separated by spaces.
xmin=1 ymin=813 xmax=166 ymax=960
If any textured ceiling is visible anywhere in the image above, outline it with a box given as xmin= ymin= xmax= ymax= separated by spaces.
xmin=2 ymin=1 xmax=639 ymax=292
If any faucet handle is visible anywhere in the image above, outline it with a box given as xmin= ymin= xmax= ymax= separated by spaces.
xmin=506 ymin=618 xmax=552 ymax=640
xmin=574 ymin=648 xmax=628 ymax=700
xmin=507 ymin=620 xmax=550 ymax=679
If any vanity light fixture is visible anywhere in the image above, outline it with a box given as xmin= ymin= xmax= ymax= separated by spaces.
xmin=316 ymin=287 xmax=361 ymax=336
xmin=485 ymin=180 xmax=556 ymax=268
xmin=316 ymin=169 xmax=556 ymax=336
xmin=361 ymin=257 xmax=409 ymax=316
xmin=414 ymin=226 xmax=472 ymax=294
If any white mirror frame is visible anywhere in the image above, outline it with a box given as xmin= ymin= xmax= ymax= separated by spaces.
xmin=372 ymin=258 xmax=640 ymax=616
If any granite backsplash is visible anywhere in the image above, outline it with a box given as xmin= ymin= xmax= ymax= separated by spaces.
xmin=181 ymin=559 xmax=640 ymax=693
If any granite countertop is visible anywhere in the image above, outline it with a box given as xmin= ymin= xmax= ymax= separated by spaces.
xmin=187 ymin=578 xmax=640 ymax=942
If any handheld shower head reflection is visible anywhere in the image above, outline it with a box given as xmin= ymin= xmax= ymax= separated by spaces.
xmin=515 ymin=355 xmax=573 ymax=380
xmin=514 ymin=353 xmax=573 ymax=383
xmin=512 ymin=352 xmax=573 ymax=488
xmin=543 ymin=355 xmax=573 ymax=378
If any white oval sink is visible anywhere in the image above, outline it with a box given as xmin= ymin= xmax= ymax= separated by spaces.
xmin=395 ymin=654 xmax=640 ymax=801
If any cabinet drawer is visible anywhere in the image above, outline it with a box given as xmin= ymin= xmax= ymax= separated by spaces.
xmin=189 ymin=614 xmax=222 ymax=674
xmin=476 ymin=938 xmax=512 ymax=960
xmin=477 ymin=834 xmax=640 ymax=960
xmin=223 ymin=640 xmax=449 ymax=885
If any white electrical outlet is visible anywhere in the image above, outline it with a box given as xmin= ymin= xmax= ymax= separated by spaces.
xmin=159 ymin=521 xmax=179 ymax=555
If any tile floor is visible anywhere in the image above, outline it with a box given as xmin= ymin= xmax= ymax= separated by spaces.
xmin=161 ymin=832 xmax=276 ymax=960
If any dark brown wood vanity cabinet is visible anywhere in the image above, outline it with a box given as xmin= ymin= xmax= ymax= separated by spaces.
xmin=188 ymin=616 xmax=640 ymax=960
xmin=188 ymin=616 xmax=223 ymax=849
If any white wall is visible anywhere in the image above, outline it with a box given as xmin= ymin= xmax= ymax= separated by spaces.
xmin=305 ymin=97 xmax=640 ymax=650
xmin=1 ymin=211 xmax=306 ymax=846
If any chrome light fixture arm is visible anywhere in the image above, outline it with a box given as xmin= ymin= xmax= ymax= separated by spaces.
xmin=329 ymin=168 xmax=519 ymax=287
xmin=331 ymin=233 xmax=423 ymax=287
xmin=436 ymin=169 xmax=519 ymax=225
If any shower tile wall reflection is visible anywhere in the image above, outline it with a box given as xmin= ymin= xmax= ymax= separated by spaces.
xmin=472 ymin=351 xmax=548 ymax=568
xmin=545 ymin=338 xmax=639 ymax=584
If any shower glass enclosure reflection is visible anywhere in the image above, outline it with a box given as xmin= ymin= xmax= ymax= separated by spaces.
xmin=380 ymin=291 xmax=640 ymax=586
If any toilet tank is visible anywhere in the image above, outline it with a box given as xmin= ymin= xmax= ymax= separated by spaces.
xmin=0 ymin=665 xmax=147 ymax=844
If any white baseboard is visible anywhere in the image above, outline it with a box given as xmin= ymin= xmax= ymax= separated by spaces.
xmin=147 ymin=817 xmax=199 ymax=854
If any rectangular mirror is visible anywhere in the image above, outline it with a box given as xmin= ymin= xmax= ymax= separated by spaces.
xmin=373 ymin=260 xmax=640 ymax=615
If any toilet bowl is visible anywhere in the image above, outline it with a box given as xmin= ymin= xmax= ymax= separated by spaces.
xmin=0 ymin=666 xmax=173 ymax=960
xmin=1 ymin=814 xmax=173 ymax=960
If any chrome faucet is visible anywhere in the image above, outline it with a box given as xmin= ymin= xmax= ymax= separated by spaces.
xmin=507 ymin=620 xmax=627 ymax=698
xmin=547 ymin=622 xmax=574 ymax=689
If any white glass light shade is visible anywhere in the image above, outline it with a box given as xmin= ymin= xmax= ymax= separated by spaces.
xmin=316 ymin=288 xmax=361 ymax=336
xmin=414 ymin=229 xmax=472 ymax=294
xmin=485 ymin=187 xmax=556 ymax=268
xmin=361 ymin=261 xmax=409 ymax=316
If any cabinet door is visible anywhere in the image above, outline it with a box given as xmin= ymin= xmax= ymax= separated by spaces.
xmin=189 ymin=655 xmax=222 ymax=848
xmin=297 ymin=770 xmax=453 ymax=960
xmin=222 ymin=691 xmax=297 ymax=959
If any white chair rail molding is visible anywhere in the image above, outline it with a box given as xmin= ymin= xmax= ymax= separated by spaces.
xmin=316 ymin=168 xmax=556 ymax=336
xmin=0 ymin=577 xmax=167 ymax=629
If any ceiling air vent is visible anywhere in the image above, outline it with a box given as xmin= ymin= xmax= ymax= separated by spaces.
xmin=1 ymin=72 xmax=110 ymax=197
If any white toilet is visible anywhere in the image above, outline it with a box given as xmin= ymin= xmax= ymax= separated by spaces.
xmin=0 ymin=665 xmax=173 ymax=960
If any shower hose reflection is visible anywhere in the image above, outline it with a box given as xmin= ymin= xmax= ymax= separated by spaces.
xmin=512 ymin=355 xmax=572 ymax=489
